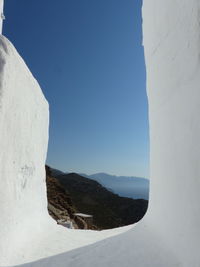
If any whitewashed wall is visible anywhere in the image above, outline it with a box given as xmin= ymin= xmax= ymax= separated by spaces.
xmin=0 ymin=34 xmax=50 ymax=264
xmin=143 ymin=0 xmax=200 ymax=264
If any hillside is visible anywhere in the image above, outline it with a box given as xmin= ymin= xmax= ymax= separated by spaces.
xmin=46 ymin=166 xmax=97 ymax=230
xmin=56 ymin=172 xmax=148 ymax=229
xmin=82 ymin=172 xmax=149 ymax=200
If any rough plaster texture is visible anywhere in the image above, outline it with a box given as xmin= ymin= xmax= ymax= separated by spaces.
xmin=0 ymin=34 xmax=50 ymax=264
xmin=143 ymin=1 xmax=200 ymax=265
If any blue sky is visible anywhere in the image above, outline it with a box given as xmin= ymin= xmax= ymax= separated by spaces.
xmin=4 ymin=0 xmax=149 ymax=177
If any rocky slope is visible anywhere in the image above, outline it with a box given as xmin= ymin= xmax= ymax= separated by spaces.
xmin=54 ymin=171 xmax=148 ymax=229
xmin=46 ymin=166 xmax=97 ymax=230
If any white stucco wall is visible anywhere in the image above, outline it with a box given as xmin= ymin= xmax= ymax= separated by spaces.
xmin=143 ymin=1 xmax=200 ymax=264
xmin=0 ymin=34 xmax=50 ymax=264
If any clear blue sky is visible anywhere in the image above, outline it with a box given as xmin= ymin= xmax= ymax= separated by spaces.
xmin=4 ymin=0 xmax=149 ymax=177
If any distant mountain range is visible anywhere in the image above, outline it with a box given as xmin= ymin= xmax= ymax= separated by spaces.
xmin=55 ymin=171 xmax=148 ymax=229
xmin=48 ymin=166 xmax=149 ymax=229
xmin=81 ymin=173 xmax=149 ymax=200
xmin=51 ymin=167 xmax=149 ymax=200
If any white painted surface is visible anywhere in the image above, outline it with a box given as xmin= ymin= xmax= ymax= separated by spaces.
xmin=143 ymin=1 xmax=200 ymax=265
xmin=0 ymin=34 xmax=49 ymax=265
xmin=74 ymin=213 xmax=93 ymax=218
